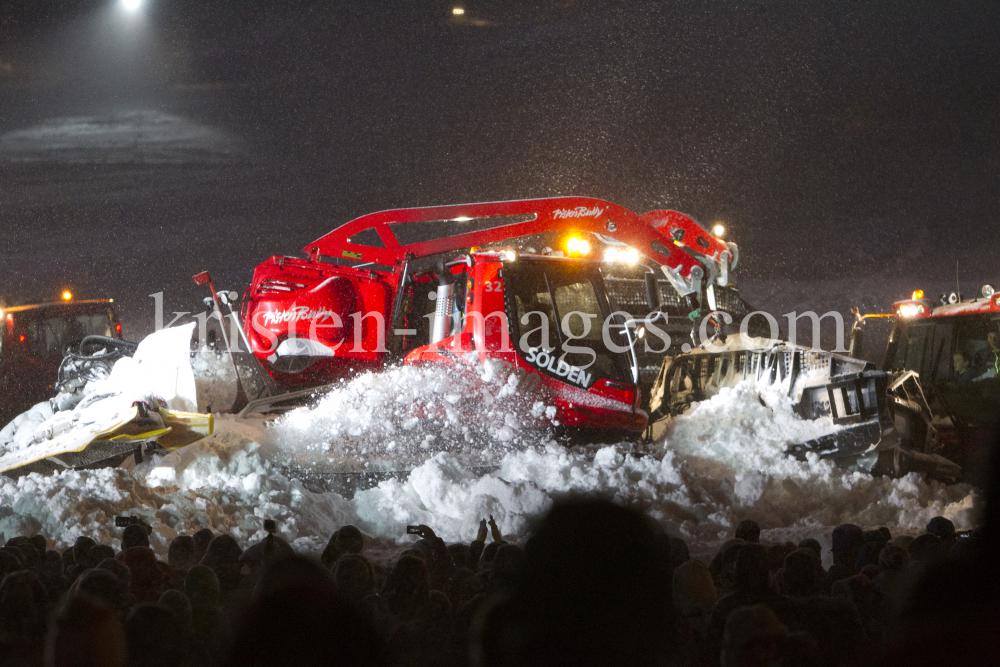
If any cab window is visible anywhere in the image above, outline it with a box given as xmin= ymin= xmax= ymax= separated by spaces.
xmin=506 ymin=260 xmax=631 ymax=388
xmin=25 ymin=312 xmax=114 ymax=359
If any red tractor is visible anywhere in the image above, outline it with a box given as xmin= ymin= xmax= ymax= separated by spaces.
xmin=229 ymin=197 xmax=740 ymax=438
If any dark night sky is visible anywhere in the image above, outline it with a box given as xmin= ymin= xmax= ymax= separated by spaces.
xmin=1 ymin=0 xmax=999 ymax=334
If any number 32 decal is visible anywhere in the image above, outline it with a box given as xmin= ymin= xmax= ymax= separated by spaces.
xmin=483 ymin=280 xmax=503 ymax=292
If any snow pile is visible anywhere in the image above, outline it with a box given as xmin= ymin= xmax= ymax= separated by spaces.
xmin=658 ymin=384 xmax=977 ymax=555
xmin=0 ymin=416 xmax=349 ymax=555
xmin=346 ymin=406 xmax=974 ymax=565
xmin=0 ymin=349 xmax=979 ymax=564
xmin=266 ymin=360 xmax=557 ymax=472
xmin=0 ymin=403 xmax=56 ymax=454
xmin=190 ymin=345 xmax=238 ymax=413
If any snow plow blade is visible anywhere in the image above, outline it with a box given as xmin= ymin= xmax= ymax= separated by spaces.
xmin=0 ymin=323 xmax=214 ymax=478
xmin=648 ymin=337 xmax=896 ymax=464
xmin=0 ymin=406 xmax=213 ymax=478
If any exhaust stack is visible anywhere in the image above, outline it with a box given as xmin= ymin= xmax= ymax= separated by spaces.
xmin=431 ymin=261 xmax=455 ymax=344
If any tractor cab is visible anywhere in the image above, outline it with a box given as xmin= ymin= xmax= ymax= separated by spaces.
xmin=379 ymin=248 xmax=647 ymax=436
xmin=882 ymin=286 xmax=1000 ymax=476
xmin=0 ymin=295 xmax=123 ymax=424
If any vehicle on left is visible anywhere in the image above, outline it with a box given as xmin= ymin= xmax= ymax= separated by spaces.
xmin=0 ymin=294 xmax=213 ymax=478
xmin=0 ymin=293 xmax=123 ymax=425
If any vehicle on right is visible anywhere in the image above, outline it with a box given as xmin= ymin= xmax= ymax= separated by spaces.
xmin=867 ymin=286 xmax=1000 ymax=482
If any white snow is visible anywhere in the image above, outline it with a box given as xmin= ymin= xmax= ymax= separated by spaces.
xmin=190 ymin=344 xmax=238 ymax=413
xmin=265 ymin=360 xmax=556 ymax=473
xmin=0 ymin=339 xmax=979 ymax=566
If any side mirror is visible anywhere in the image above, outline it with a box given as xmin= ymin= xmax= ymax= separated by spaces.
xmin=644 ymin=272 xmax=662 ymax=312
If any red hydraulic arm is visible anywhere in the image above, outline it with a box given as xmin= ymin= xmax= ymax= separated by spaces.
xmin=304 ymin=197 xmax=736 ymax=312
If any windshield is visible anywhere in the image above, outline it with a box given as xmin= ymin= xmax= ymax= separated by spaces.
xmin=504 ymin=259 xmax=632 ymax=389
xmin=24 ymin=309 xmax=115 ymax=360
xmin=888 ymin=315 xmax=1000 ymax=427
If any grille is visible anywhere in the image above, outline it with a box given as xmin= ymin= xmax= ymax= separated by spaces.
xmin=256 ymin=279 xmax=307 ymax=295
xmin=604 ymin=278 xmax=753 ymax=318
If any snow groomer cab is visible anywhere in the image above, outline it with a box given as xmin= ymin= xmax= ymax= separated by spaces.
xmin=0 ymin=293 xmax=124 ymax=424
xmin=878 ymin=286 xmax=1000 ymax=481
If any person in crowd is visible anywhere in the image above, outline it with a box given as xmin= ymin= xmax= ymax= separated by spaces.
xmin=221 ymin=555 xmax=384 ymax=667
xmin=674 ymin=560 xmax=717 ymax=628
xmin=44 ymin=596 xmax=127 ymax=667
xmin=167 ymin=535 xmax=198 ymax=574
xmin=890 ymin=534 xmax=914 ymax=551
xmin=709 ymin=543 xmax=795 ymax=656
xmin=116 ymin=546 xmax=166 ymax=604
xmin=124 ymin=603 xmax=188 ymax=667
xmin=776 ymin=548 xmax=824 ymax=598
xmin=321 ymin=525 xmax=365 ymax=569
xmin=767 ymin=543 xmax=796 ymax=576
xmin=0 ymin=551 xmax=21 ymax=581
xmin=798 ymin=538 xmax=823 ymax=559
xmin=239 ymin=526 xmax=295 ymax=582
xmin=39 ymin=550 xmax=66 ymax=602
xmin=471 ymin=498 xmax=677 ymax=667
xmin=192 ymin=529 xmax=214 ymax=563
xmin=907 ymin=533 xmax=946 ymax=563
xmin=158 ymin=589 xmax=193 ymax=633
xmin=735 ymin=519 xmax=761 ymax=543
xmin=832 ymin=574 xmax=882 ymax=643
xmin=185 ymin=565 xmax=223 ymax=664
xmin=407 ymin=524 xmax=458 ymax=596
xmin=199 ymin=535 xmax=245 ymax=595
xmin=671 ymin=537 xmax=692 ymax=568
xmin=709 ymin=540 xmax=746 ymax=595
xmin=97 ymin=558 xmax=132 ymax=588
xmin=378 ymin=553 xmax=432 ymax=626
xmin=720 ymin=604 xmax=789 ymax=667
xmin=924 ymin=516 xmax=957 ymax=550
xmin=71 ymin=568 xmax=132 ymax=619
xmin=333 ymin=553 xmax=376 ymax=608
xmin=120 ymin=524 xmax=150 ymax=552
xmin=0 ymin=570 xmax=48 ymax=665
xmin=827 ymin=524 xmax=864 ymax=585
xmin=872 ymin=545 xmax=909 ymax=597
xmin=71 ymin=537 xmax=99 ymax=575
xmin=855 ymin=538 xmax=888 ymax=573
xmin=673 ymin=559 xmax=718 ymax=666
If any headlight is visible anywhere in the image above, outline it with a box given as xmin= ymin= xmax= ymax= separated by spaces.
xmin=565 ymin=236 xmax=591 ymax=256
xmin=898 ymin=303 xmax=925 ymax=318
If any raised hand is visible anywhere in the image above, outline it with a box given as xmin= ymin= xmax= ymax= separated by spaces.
xmin=488 ymin=515 xmax=503 ymax=543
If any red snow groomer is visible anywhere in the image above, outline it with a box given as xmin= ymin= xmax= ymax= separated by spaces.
xmin=237 ymin=197 xmax=739 ymax=437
